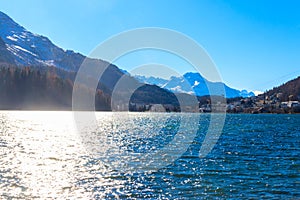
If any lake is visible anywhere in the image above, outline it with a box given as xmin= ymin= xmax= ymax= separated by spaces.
xmin=0 ymin=111 xmax=299 ymax=199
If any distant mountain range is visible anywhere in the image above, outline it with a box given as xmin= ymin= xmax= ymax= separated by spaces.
xmin=0 ymin=11 xmax=298 ymax=112
xmin=0 ymin=12 xmax=254 ymax=102
xmin=134 ymin=73 xmax=255 ymax=98
xmin=0 ymin=11 xmax=182 ymax=110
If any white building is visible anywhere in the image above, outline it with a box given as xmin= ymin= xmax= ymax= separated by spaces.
xmin=287 ymin=101 xmax=300 ymax=108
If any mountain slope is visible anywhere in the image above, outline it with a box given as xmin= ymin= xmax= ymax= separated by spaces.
xmin=0 ymin=12 xmax=116 ymax=74
xmin=0 ymin=12 xmax=255 ymax=100
xmin=0 ymin=66 xmax=112 ymax=110
xmin=0 ymin=11 xmax=139 ymax=91
xmin=0 ymin=11 xmax=182 ymax=110
xmin=0 ymin=11 xmax=67 ymax=68
xmin=261 ymin=76 xmax=300 ymax=101
xmin=135 ymin=72 xmax=255 ymax=98
xmin=0 ymin=37 xmax=15 ymax=64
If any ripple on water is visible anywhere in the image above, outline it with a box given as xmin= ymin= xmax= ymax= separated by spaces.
xmin=0 ymin=112 xmax=299 ymax=199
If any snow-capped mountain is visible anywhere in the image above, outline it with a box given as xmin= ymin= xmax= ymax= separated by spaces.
xmin=0 ymin=11 xmax=254 ymax=99
xmin=0 ymin=11 xmax=85 ymax=71
xmin=135 ymin=72 xmax=255 ymax=98
xmin=0 ymin=11 xmax=129 ymax=91
xmin=134 ymin=75 xmax=168 ymax=87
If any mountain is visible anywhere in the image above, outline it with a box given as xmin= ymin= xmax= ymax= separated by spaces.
xmin=0 ymin=11 xmax=254 ymax=99
xmin=0 ymin=11 xmax=128 ymax=89
xmin=260 ymin=76 xmax=300 ymax=102
xmin=0 ymin=37 xmax=15 ymax=64
xmin=225 ymin=76 xmax=300 ymax=114
xmin=135 ymin=72 xmax=255 ymax=98
xmin=134 ymin=75 xmax=168 ymax=87
xmin=0 ymin=11 xmax=87 ymax=71
xmin=0 ymin=11 xmax=181 ymax=111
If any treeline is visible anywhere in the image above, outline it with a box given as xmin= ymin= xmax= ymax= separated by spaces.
xmin=0 ymin=65 xmax=182 ymax=111
xmin=0 ymin=66 xmax=111 ymax=110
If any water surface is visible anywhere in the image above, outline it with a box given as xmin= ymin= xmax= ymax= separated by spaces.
xmin=0 ymin=111 xmax=299 ymax=199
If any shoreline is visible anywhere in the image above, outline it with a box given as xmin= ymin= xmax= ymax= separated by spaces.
xmin=0 ymin=109 xmax=299 ymax=114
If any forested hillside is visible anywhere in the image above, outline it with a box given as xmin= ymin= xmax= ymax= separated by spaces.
xmin=263 ymin=76 xmax=300 ymax=101
xmin=0 ymin=66 xmax=111 ymax=110
xmin=0 ymin=65 xmax=181 ymax=111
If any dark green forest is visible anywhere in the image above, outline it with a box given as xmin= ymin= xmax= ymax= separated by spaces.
xmin=0 ymin=65 xmax=181 ymax=111
xmin=0 ymin=66 xmax=111 ymax=110
xmin=1 ymin=64 xmax=298 ymax=112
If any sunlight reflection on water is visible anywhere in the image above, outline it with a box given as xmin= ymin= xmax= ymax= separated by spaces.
xmin=0 ymin=111 xmax=299 ymax=199
xmin=0 ymin=111 xmax=102 ymax=198
xmin=0 ymin=111 xmax=184 ymax=199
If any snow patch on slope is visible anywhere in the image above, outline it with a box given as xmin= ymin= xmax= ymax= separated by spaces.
xmin=193 ymin=80 xmax=200 ymax=86
xmin=13 ymin=45 xmax=37 ymax=57
xmin=6 ymin=35 xmax=17 ymax=42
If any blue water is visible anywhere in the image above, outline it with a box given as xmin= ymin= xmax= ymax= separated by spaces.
xmin=0 ymin=112 xmax=299 ymax=199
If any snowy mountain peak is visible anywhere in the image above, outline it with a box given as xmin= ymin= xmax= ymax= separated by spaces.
xmin=134 ymin=72 xmax=255 ymax=98
xmin=0 ymin=11 xmax=81 ymax=70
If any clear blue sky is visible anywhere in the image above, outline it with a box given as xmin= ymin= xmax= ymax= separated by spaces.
xmin=1 ymin=0 xmax=300 ymax=93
